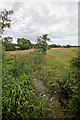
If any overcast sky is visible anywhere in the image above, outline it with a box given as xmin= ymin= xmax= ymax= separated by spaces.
xmin=0 ymin=1 xmax=78 ymax=45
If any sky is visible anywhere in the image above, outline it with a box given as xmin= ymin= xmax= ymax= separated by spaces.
xmin=0 ymin=1 xmax=78 ymax=45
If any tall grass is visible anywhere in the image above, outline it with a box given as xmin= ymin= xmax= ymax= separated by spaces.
xmin=2 ymin=51 xmax=54 ymax=119
xmin=38 ymin=48 xmax=80 ymax=118
xmin=2 ymin=48 xmax=79 ymax=119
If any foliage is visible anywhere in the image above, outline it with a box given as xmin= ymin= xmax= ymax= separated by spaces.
xmin=0 ymin=9 xmax=13 ymax=33
xmin=2 ymin=51 xmax=54 ymax=119
xmin=3 ymin=37 xmax=13 ymax=43
xmin=36 ymin=34 xmax=50 ymax=53
xmin=2 ymin=37 xmax=13 ymax=51
xmin=36 ymin=48 xmax=79 ymax=118
xmin=17 ymin=38 xmax=32 ymax=50
xmin=62 ymin=44 xmax=71 ymax=48
xmin=2 ymin=37 xmax=33 ymax=51
xmin=49 ymin=44 xmax=71 ymax=48
xmin=2 ymin=41 xmax=79 ymax=119
xmin=67 ymin=52 xmax=80 ymax=118
xmin=49 ymin=44 xmax=61 ymax=48
xmin=1 ymin=9 xmax=80 ymax=119
xmin=66 ymin=44 xmax=71 ymax=48
xmin=0 ymin=9 xmax=13 ymax=54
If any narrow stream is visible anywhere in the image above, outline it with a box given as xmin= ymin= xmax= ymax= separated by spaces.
xmin=33 ymin=78 xmax=65 ymax=118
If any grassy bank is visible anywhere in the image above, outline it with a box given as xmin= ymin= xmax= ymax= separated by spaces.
xmin=2 ymin=48 xmax=79 ymax=119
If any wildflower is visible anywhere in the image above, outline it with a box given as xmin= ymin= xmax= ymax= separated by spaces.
xmin=50 ymin=97 xmax=53 ymax=101
xmin=17 ymin=111 xmax=20 ymax=114
xmin=43 ymin=94 xmax=46 ymax=97
xmin=55 ymin=91 xmax=57 ymax=93
xmin=8 ymin=109 xmax=10 ymax=112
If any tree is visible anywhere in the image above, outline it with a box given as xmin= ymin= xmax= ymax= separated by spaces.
xmin=66 ymin=44 xmax=71 ymax=48
xmin=17 ymin=38 xmax=32 ymax=50
xmin=36 ymin=34 xmax=50 ymax=53
xmin=4 ymin=36 xmax=13 ymax=43
xmin=49 ymin=44 xmax=62 ymax=48
xmin=0 ymin=9 xmax=13 ymax=34
xmin=3 ymin=37 xmax=13 ymax=50
xmin=0 ymin=9 xmax=13 ymax=51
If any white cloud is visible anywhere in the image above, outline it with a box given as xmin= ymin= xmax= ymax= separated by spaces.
xmin=0 ymin=1 xmax=78 ymax=45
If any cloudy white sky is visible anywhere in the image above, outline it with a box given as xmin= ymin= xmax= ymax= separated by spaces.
xmin=0 ymin=1 xmax=78 ymax=45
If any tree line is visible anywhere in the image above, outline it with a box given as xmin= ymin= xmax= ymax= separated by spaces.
xmin=0 ymin=9 xmax=79 ymax=53
xmin=2 ymin=37 xmax=33 ymax=51
xmin=2 ymin=36 xmax=78 ymax=51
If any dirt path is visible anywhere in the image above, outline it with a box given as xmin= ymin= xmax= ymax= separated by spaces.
xmin=33 ymin=78 xmax=65 ymax=118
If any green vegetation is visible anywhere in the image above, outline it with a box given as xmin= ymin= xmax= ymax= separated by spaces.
xmin=36 ymin=34 xmax=50 ymax=53
xmin=2 ymin=48 xmax=80 ymax=119
xmin=17 ymin=38 xmax=32 ymax=50
xmin=0 ymin=9 xmax=13 ymax=33
xmin=37 ymin=48 xmax=80 ymax=119
xmin=1 ymin=9 xmax=80 ymax=119
xmin=2 ymin=51 xmax=55 ymax=119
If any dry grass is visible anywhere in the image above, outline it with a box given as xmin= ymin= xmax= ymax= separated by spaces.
xmin=5 ymin=47 xmax=79 ymax=55
xmin=5 ymin=49 xmax=34 ymax=55
xmin=50 ymin=47 xmax=78 ymax=50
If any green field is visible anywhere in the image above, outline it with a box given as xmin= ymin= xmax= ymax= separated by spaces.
xmin=2 ymin=48 xmax=80 ymax=119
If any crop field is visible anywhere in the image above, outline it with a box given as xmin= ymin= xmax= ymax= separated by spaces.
xmin=2 ymin=48 xmax=80 ymax=119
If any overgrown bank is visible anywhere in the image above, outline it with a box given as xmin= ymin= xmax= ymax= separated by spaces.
xmin=37 ymin=48 xmax=80 ymax=119
xmin=2 ymin=48 xmax=80 ymax=119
